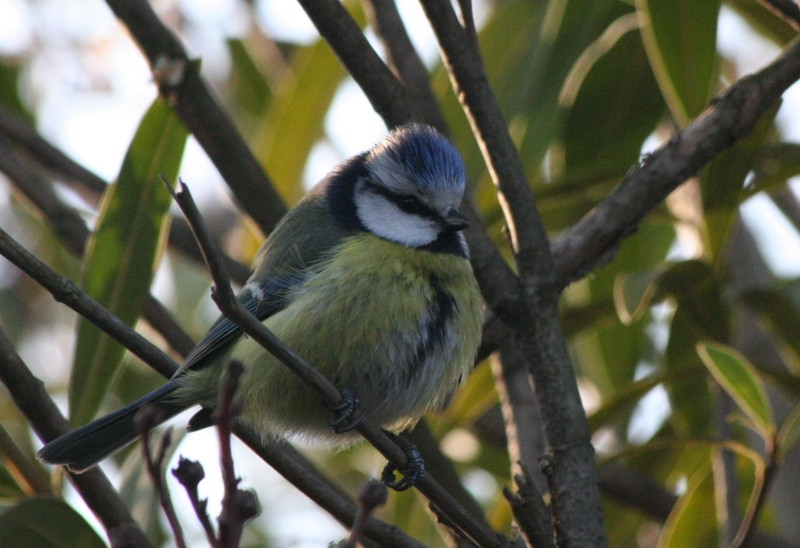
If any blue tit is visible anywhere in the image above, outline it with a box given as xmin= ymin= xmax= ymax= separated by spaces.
xmin=39 ymin=123 xmax=483 ymax=473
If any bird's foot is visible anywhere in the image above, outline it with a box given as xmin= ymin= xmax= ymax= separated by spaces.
xmin=380 ymin=431 xmax=425 ymax=491
xmin=329 ymin=387 xmax=364 ymax=434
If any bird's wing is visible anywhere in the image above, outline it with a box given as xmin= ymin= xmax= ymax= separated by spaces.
xmin=173 ymin=190 xmax=354 ymax=378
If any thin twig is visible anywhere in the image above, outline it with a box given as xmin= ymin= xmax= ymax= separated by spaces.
xmin=340 ymin=478 xmax=388 ymax=548
xmin=0 ymin=226 xmax=179 ymax=379
xmin=173 ymin=457 xmax=218 ymax=546
xmin=215 ymin=360 xmax=260 ymax=548
xmin=137 ymin=415 xmax=187 ymax=548
xmin=758 ymin=0 xmax=800 ymax=30
xmin=296 ymin=0 xmax=411 ymax=128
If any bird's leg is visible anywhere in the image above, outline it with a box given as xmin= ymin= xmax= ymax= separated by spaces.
xmin=328 ymin=387 xmax=364 ymax=433
xmin=380 ymin=430 xmax=425 ymax=491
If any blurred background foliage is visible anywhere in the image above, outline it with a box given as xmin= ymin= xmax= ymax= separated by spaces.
xmin=0 ymin=0 xmax=800 ymax=546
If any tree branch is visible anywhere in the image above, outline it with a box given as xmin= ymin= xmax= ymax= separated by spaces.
xmin=102 ymin=0 xmax=287 ymax=235
xmin=551 ymin=37 xmax=800 ymax=287
xmin=0 ymin=326 xmax=154 ymax=548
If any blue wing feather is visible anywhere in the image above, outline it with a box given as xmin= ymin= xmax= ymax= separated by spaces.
xmin=175 ymin=275 xmax=303 ymax=376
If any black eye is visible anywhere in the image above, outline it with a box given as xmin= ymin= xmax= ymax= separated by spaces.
xmin=397 ymin=195 xmax=424 ymax=215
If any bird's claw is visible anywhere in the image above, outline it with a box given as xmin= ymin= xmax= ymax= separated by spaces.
xmin=329 ymin=387 xmax=364 ymax=434
xmin=380 ymin=432 xmax=425 ymax=491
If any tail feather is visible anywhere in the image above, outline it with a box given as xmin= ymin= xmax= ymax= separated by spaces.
xmin=38 ymin=381 xmax=189 ymax=472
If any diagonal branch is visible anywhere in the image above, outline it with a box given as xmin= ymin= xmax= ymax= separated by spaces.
xmin=0 ymin=326 xmax=155 ymax=548
xmin=296 ymin=0 xmax=412 ymax=128
xmin=419 ymin=0 xmax=549 ymax=278
xmin=551 ymin=36 xmax=800 ymax=287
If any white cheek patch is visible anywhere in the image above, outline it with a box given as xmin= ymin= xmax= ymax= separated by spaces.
xmin=355 ymin=191 xmax=439 ymax=247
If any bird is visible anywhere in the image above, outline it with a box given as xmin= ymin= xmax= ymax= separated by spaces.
xmin=38 ymin=123 xmax=483 ymax=485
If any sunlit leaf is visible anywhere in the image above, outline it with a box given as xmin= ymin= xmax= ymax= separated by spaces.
xmin=252 ymin=5 xmax=365 ymax=204
xmin=69 ymin=98 xmax=189 ymax=425
xmin=657 ymin=461 xmax=717 ymax=548
xmin=0 ymin=497 xmax=106 ymax=548
xmin=697 ymin=341 xmax=775 ymax=439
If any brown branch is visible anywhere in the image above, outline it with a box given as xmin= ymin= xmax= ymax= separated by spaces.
xmin=0 ymin=225 xmax=179 ymax=379
xmin=0 ymin=326 xmax=154 ymax=548
xmin=420 ymin=3 xmax=607 ymax=547
xmin=103 ymin=0 xmax=287 ymax=235
xmin=214 ymin=360 xmax=260 ymax=548
xmin=551 ymin=37 xmax=800 ymax=287
xmin=419 ymin=0 xmax=548 ymax=276
xmin=137 ymin=420 xmax=186 ymax=548
xmin=172 ymin=458 xmax=217 ymax=546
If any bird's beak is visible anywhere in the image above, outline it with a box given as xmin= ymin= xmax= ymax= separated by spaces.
xmin=441 ymin=209 xmax=470 ymax=232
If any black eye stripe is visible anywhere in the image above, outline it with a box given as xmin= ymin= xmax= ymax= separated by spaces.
xmin=362 ymin=179 xmax=438 ymax=219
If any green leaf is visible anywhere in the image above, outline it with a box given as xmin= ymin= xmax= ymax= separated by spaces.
xmin=0 ymin=497 xmax=106 ymax=548
xmin=777 ymin=401 xmax=800 ymax=461
xmin=657 ymin=461 xmax=717 ymax=548
xmin=697 ymin=341 xmax=775 ymax=439
xmin=226 ymin=38 xmax=273 ymax=140
xmin=701 ymin=103 xmax=779 ymax=263
xmin=560 ymin=14 xmax=664 ymax=175
xmin=742 ymin=287 xmax=800 ymax=374
xmin=638 ymin=0 xmax=721 ymax=125
xmin=252 ymin=9 xmax=364 ymax=204
xmin=69 ymin=98 xmax=189 ymax=425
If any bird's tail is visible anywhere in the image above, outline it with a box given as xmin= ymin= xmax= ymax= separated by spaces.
xmin=38 ymin=380 xmax=189 ymax=472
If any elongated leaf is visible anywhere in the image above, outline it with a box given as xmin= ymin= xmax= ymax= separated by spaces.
xmin=561 ymin=14 xmax=663 ymax=175
xmin=777 ymin=401 xmax=800 ymax=461
xmin=70 ymin=98 xmax=188 ymax=425
xmin=697 ymin=341 xmax=775 ymax=439
xmin=638 ymin=0 xmax=721 ymax=125
xmin=701 ymin=103 xmax=779 ymax=263
xmin=252 ymin=19 xmax=361 ymax=204
xmin=657 ymin=461 xmax=717 ymax=548
xmin=0 ymin=497 xmax=106 ymax=548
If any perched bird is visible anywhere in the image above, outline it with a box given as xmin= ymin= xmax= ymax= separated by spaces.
xmin=39 ymin=124 xmax=483 ymax=482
